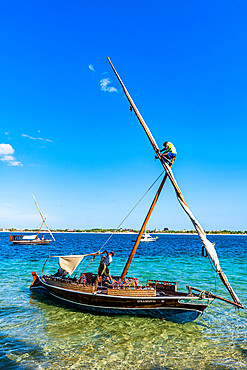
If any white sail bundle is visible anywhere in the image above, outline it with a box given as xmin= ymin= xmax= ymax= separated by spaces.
xmin=162 ymin=161 xmax=241 ymax=306
xmin=161 ymin=161 xmax=220 ymax=270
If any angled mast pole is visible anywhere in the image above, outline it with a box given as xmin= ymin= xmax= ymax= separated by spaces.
xmin=107 ymin=57 xmax=185 ymax=203
xmin=108 ymin=57 xmax=243 ymax=308
xmin=32 ymin=194 xmax=55 ymax=241
xmin=108 ymin=58 xmax=159 ymax=156
xmin=121 ymin=163 xmax=174 ymax=281
xmin=35 ymin=220 xmax=45 ymax=239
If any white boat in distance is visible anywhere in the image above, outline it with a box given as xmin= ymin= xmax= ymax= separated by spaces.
xmin=10 ymin=234 xmax=52 ymax=245
xmin=10 ymin=194 xmax=55 ymax=245
xmin=140 ymin=232 xmax=158 ymax=242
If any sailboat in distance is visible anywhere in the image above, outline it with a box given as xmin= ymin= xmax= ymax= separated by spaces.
xmin=10 ymin=194 xmax=55 ymax=245
xmin=30 ymin=59 xmax=243 ymax=324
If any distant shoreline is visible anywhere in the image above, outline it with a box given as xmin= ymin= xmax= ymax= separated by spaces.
xmin=1 ymin=230 xmax=246 ymax=236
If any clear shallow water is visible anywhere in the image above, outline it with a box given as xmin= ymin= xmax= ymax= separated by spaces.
xmin=0 ymin=232 xmax=246 ymax=369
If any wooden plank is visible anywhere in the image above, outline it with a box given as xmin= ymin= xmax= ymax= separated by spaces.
xmin=107 ymin=288 xmax=156 ymax=297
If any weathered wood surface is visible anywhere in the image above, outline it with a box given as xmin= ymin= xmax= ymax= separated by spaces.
xmin=46 ymin=277 xmax=95 ymax=293
xmin=147 ymin=280 xmax=177 ymax=292
xmin=107 ymin=288 xmax=156 ymax=297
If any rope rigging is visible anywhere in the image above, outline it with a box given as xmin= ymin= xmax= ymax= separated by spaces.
xmin=81 ymin=170 xmax=165 ymax=274
xmin=98 ymin=170 xmax=165 ymax=253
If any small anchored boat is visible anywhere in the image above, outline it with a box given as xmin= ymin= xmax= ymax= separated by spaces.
xmin=30 ymin=58 xmax=244 ymax=324
xmin=10 ymin=194 xmax=55 ymax=245
xmin=10 ymin=234 xmax=52 ymax=245
xmin=140 ymin=232 xmax=158 ymax=242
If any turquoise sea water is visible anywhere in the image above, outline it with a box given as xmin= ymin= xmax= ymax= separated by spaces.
xmin=0 ymin=232 xmax=246 ymax=369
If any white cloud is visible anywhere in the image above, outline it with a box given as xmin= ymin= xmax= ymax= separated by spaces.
xmin=0 ymin=155 xmax=15 ymax=162
xmin=0 ymin=143 xmax=22 ymax=166
xmin=0 ymin=143 xmax=14 ymax=155
xmin=89 ymin=64 xmax=95 ymax=72
xmin=100 ymin=78 xmax=117 ymax=93
xmin=22 ymin=134 xmax=53 ymax=142
xmin=8 ymin=160 xmax=22 ymax=166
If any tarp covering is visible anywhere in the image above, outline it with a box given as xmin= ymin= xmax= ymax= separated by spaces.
xmin=58 ymin=255 xmax=85 ymax=276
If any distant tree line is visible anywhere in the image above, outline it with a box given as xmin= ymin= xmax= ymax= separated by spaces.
xmin=6 ymin=227 xmax=247 ymax=234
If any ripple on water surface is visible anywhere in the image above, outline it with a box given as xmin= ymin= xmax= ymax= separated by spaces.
xmin=0 ymin=233 xmax=246 ymax=369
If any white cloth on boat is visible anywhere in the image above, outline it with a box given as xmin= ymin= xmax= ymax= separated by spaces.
xmin=22 ymin=235 xmax=38 ymax=240
xmin=59 ymin=255 xmax=85 ymax=276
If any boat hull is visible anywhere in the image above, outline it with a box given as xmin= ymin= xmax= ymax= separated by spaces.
xmin=12 ymin=240 xmax=51 ymax=245
xmin=31 ymin=275 xmax=213 ymax=324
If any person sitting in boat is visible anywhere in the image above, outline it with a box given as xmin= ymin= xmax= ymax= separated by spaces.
xmin=98 ymin=250 xmax=115 ymax=286
xmin=42 ymin=234 xmax=45 ymax=241
xmin=53 ymin=267 xmax=68 ymax=278
xmin=156 ymin=141 xmax=177 ymax=165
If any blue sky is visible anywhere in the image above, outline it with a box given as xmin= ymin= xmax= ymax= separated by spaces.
xmin=0 ymin=1 xmax=246 ymax=230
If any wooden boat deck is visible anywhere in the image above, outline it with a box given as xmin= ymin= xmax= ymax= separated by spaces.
xmin=44 ymin=275 xmax=190 ymax=298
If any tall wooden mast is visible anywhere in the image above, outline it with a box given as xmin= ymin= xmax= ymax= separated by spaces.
xmin=121 ymin=169 xmax=173 ymax=281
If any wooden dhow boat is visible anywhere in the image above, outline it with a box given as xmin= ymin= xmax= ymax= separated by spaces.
xmin=30 ymin=58 xmax=244 ymax=324
xmin=10 ymin=194 xmax=55 ymax=245
xmin=10 ymin=234 xmax=52 ymax=245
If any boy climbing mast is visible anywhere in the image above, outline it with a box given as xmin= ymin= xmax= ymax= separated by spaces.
xmin=156 ymin=141 xmax=177 ymax=165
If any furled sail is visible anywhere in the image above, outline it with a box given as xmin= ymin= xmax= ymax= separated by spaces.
xmin=161 ymin=161 xmax=220 ymax=271
xmin=108 ymin=57 xmax=243 ymax=308
xmin=160 ymin=160 xmax=241 ymax=307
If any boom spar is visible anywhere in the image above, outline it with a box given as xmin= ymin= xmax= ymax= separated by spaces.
xmin=108 ymin=57 xmax=243 ymax=309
